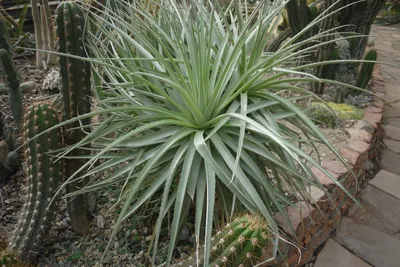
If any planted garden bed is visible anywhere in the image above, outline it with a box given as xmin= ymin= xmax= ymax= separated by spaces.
xmin=0 ymin=0 xmax=388 ymax=266
xmin=0 ymin=56 xmax=384 ymax=267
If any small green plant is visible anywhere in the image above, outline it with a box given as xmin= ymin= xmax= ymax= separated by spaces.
xmin=55 ymin=0 xmax=92 ymax=235
xmin=307 ymin=102 xmax=364 ymax=127
xmin=0 ymin=49 xmax=22 ymax=127
xmin=9 ymin=103 xmax=63 ymax=260
xmin=0 ymin=16 xmax=11 ymax=53
xmin=355 ymin=49 xmax=377 ymax=90
xmin=174 ymin=214 xmax=270 ymax=267
xmin=306 ymin=103 xmax=339 ymax=128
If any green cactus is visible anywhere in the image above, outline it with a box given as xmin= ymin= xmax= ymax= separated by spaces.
xmin=0 ymin=49 xmax=23 ymax=128
xmin=56 ymin=1 xmax=92 ymax=235
xmin=355 ymin=49 xmax=377 ymax=90
xmin=174 ymin=214 xmax=270 ymax=267
xmin=311 ymin=0 xmax=336 ymax=95
xmin=8 ymin=103 xmax=63 ymax=260
xmin=286 ymin=0 xmax=310 ymax=38
xmin=0 ymin=16 xmax=11 ymax=54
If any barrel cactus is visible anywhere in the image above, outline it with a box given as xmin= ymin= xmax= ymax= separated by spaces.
xmin=55 ymin=1 xmax=92 ymax=235
xmin=174 ymin=214 xmax=270 ymax=267
xmin=8 ymin=103 xmax=63 ymax=260
xmin=0 ymin=49 xmax=23 ymax=127
xmin=356 ymin=49 xmax=377 ymax=90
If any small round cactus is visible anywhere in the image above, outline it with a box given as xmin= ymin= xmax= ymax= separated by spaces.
xmin=174 ymin=214 xmax=270 ymax=267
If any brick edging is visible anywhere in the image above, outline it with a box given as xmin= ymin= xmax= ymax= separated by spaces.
xmin=264 ymin=65 xmax=386 ymax=267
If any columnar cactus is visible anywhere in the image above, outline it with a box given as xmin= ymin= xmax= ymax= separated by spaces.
xmin=8 ymin=103 xmax=63 ymax=260
xmin=311 ymin=0 xmax=336 ymax=95
xmin=56 ymin=1 xmax=92 ymax=235
xmin=356 ymin=49 xmax=377 ymax=90
xmin=174 ymin=214 xmax=270 ymax=267
xmin=0 ymin=49 xmax=23 ymax=127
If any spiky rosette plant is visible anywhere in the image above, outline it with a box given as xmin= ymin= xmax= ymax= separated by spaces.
xmin=174 ymin=214 xmax=270 ymax=267
xmin=55 ymin=0 xmax=362 ymax=265
xmin=8 ymin=103 xmax=63 ymax=260
xmin=55 ymin=0 xmax=92 ymax=235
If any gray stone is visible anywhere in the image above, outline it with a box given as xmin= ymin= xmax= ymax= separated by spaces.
xmin=353 ymin=120 xmax=374 ymax=134
xmin=380 ymin=149 xmax=400 ymax=175
xmin=335 ymin=217 xmax=400 ymax=267
xmin=348 ymin=185 xmax=400 ymax=235
xmin=179 ymin=225 xmax=190 ymax=241
xmin=384 ymin=104 xmax=400 ymax=119
xmin=384 ymin=139 xmax=400 ymax=154
xmin=369 ymin=169 xmax=400 ymax=200
xmin=314 ymin=239 xmax=372 ymax=267
xmin=385 ymin=83 xmax=400 ymax=98
xmin=384 ymin=125 xmax=400 ymax=141
xmin=386 ymin=118 xmax=400 ymax=128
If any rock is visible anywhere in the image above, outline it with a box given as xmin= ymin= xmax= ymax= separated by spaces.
xmin=133 ymin=250 xmax=144 ymax=260
xmin=353 ymin=120 xmax=374 ymax=134
xmin=179 ymin=225 xmax=190 ymax=241
xmin=97 ymin=215 xmax=105 ymax=229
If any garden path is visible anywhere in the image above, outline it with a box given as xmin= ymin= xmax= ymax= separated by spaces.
xmin=314 ymin=25 xmax=400 ymax=267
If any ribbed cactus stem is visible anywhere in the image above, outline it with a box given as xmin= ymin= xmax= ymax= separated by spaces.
xmin=356 ymin=49 xmax=377 ymax=90
xmin=0 ymin=49 xmax=23 ymax=127
xmin=56 ymin=1 xmax=92 ymax=235
xmin=174 ymin=214 xmax=270 ymax=267
xmin=286 ymin=0 xmax=310 ymax=40
xmin=311 ymin=0 xmax=335 ymax=95
xmin=8 ymin=103 xmax=63 ymax=260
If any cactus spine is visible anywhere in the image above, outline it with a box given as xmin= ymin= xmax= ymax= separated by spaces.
xmin=8 ymin=103 xmax=63 ymax=260
xmin=0 ymin=49 xmax=23 ymax=128
xmin=56 ymin=1 xmax=92 ymax=235
xmin=356 ymin=49 xmax=377 ymax=90
xmin=174 ymin=214 xmax=270 ymax=267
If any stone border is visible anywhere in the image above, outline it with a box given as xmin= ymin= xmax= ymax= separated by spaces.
xmin=265 ymin=65 xmax=386 ymax=267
